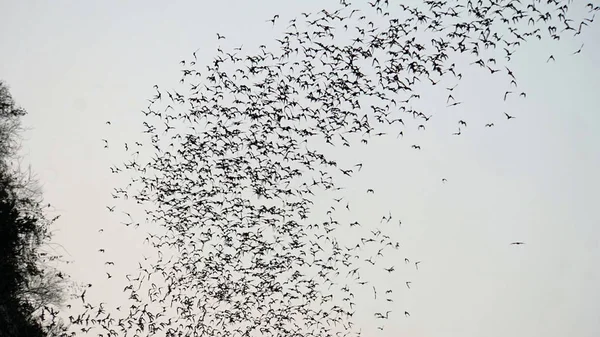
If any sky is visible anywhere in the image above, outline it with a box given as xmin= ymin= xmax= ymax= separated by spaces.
xmin=1 ymin=1 xmax=600 ymax=337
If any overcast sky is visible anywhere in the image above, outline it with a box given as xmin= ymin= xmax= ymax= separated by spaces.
xmin=1 ymin=1 xmax=600 ymax=337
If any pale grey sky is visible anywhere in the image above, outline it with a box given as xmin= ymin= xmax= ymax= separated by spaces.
xmin=1 ymin=1 xmax=599 ymax=336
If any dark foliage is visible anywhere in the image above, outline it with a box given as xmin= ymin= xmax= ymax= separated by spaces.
xmin=0 ymin=81 xmax=67 ymax=337
xmin=0 ymin=172 xmax=45 ymax=337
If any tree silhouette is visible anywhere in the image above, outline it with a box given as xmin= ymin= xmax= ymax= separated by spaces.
xmin=0 ymin=81 xmax=70 ymax=337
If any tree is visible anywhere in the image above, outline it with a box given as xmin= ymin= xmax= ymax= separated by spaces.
xmin=0 ymin=81 xmax=70 ymax=337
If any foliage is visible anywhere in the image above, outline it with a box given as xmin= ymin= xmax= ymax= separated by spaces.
xmin=0 ymin=81 xmax=70 ymax=337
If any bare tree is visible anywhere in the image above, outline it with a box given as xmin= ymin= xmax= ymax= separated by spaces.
xmin=0 ymin=82 xmax=26 ymax=165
